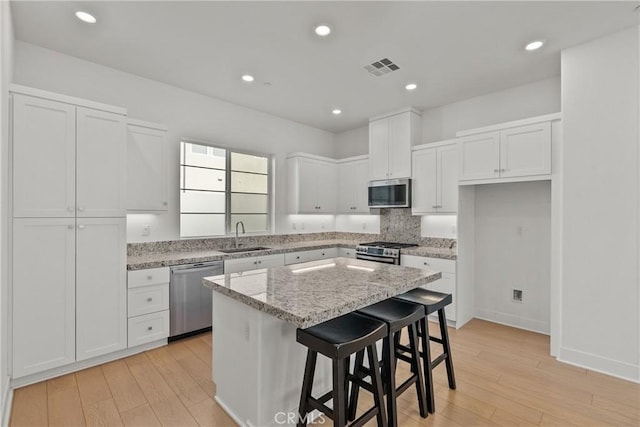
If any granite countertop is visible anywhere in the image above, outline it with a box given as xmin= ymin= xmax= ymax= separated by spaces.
xmin=127 ymin=239 xmax=457 ymax=270
xmin=202 ymin=257 xmax=442 ymax=328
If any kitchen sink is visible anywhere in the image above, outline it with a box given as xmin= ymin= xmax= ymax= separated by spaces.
xmin=218 ymin=246 xmax=271 ymax=254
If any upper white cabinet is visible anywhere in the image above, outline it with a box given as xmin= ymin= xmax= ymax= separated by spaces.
xmin=287 ymin=154 xmax=336 ymax=214
xmin=412 ymin=141 xmax=458 ymax=214
xmin=369 ymin=108 xmax=422 ymax=181
xmin=127 ymin=120 xmax=169 ymax=211
xmin=337 ymin=157 xmax=369 ymax=213
xmin=457 ymin=117 xmax=555 ymax=183
xmin=12 ymin=91 xmax=127 ymax=218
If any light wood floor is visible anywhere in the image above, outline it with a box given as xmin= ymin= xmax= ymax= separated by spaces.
xmin=9 ymin=319 xmax=640 ymax=426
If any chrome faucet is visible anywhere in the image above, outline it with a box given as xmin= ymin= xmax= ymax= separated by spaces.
xmin=235 ymin=221 xmax=245 ymax=248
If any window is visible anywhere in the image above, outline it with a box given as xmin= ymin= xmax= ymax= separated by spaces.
xmin=180 ymin=141 xmax=271 ymax=237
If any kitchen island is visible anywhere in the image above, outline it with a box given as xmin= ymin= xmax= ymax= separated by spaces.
xmin=203 ymin=257 xmax=441 ymax=427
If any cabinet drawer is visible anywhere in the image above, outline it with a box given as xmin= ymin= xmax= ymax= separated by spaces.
xmin=224 ymin=257 xmax=255 ymax=274
xmin=285 ymin=251 xmax=311 ymax=265
xmin=401 ymin=255 xmax=455 ymax=274
xmin=338 ymin=247 xmax=356 ymax=258
xmin=128 ymin=267 xmax=170 ymax=288
xmin=256 ymin=254 xmax=285 ymax=268
xmin=128 ymin=310 xmax=169 ymax=347
xmin=306 ymin=248 xmax=338 ymax=261
xmin=128 ymin=283 xmax=169 ymax=317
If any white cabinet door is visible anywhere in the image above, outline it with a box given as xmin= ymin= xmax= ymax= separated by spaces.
xmin=438 ymin=145 xmax=459 ymax=213
xmin=352 ymin=160 xmax=370 ymax=213
xmin=411 ymin=148 xmax=438 ymax=214
xmin=127 ymin=124 xmax=168 ymax=211
xmin=12 ymin=218 xmax=76 ymax=378
xmin=337 ymin=163 xmax=354 ymax=213
xmin=388 ymin=113 xmax=412 ymax=179
xmin=338 ymin=248 xmax=356 ymax=258
xmin=76 ymin=218 xmax=127 ymax=361
xmin=500 ymin=122 xmax=551 ymax=178
xmin=12 ymin=94 xmax=76 ymax=218
xmin=224 ymin=257 xmax=257 ymax=274
xmin=368 ymin=119 xmax=389 ymax=181
xmin=76 ymin=108 xmax=127 ymax=218
xmin=458 ymin=131 xmax=500 ymax=181
xmin=297 ymin=157 xmax=318 ymax=213
xmin=316 ymin=161 xmax=336 ymax=213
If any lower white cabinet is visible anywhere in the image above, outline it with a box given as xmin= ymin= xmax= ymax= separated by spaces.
xmin=127 ymin=267 xmax=170 ymax=347
xmin=284 ymin=248 xmax=338 ymax=265
xmin=224 ymin=254 xmax=285 ymax=274
xmin=12 ymin=217 xmax=127 ymax=377
xmin=401 ymin=255 xmax=457 ymax=322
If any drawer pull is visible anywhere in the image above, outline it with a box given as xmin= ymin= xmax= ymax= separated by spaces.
xmin=423 ymin=262 xmax=429 ymax=266
xmin=147 ymin=275 xmax=153 ymax=280
xmin=147 ymin=297 xmax=153 ymax=302
xmin=147 ymin=326 xmax=153 ymax=331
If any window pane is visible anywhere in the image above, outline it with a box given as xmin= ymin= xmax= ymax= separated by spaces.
xmin=180 ymin=214 xmax=226 ymax=237
xmin=231 ymin=171 xmax=267 ymax=194
xmin=181 ymin=142 xmax=226 ymax=169
xmin=181 ymin=190 xmax=225 ymax=213
xmin=231 ymin=152 xmax=268 ymax=174
xmin=183 ymin=166 xmax=226 ymax=191
xmin=230 ymin=214 xmax=268 ymax=232
xmin=231 ymin=193 xmax=268 ymax=214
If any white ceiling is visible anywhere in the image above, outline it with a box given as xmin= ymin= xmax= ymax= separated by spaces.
xmin=10 ymin=1 xmax=639 ymax=133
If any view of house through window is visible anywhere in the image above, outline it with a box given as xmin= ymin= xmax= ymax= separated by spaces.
xmin=180 ymin=141 xmax=270 ymax=237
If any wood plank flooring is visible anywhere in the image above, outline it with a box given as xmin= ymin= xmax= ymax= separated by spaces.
xmin=9 ymin=319 xmax=640 ymax=426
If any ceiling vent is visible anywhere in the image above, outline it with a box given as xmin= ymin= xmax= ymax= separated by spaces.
xmin=364 ymin=58 xmax=400 ymax=77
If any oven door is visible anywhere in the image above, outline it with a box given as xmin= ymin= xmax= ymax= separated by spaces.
xmin=368 ymin=179 xmax=411 ymax=208
xmin=355 ymin=253 xmax=399 ymax=265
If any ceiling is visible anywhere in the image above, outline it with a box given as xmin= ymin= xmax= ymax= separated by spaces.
xmin=10 ymin=1 xmax=639 ymax=133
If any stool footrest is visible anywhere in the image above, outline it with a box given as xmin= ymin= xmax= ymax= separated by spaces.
xmin=396 ymin=376 xmax=418 ymax=396
xmin=308 ymin=397 xmax=333 ymax=420
xmin=430 ymin=336 xmax=444 ymax=345
xmin=432 ymin=353 xmax=447 ymax=368
xmin=350 ymin=406 xmax=379 ymax=427
xmin=347 ymin=375 xmax=375 ymax=394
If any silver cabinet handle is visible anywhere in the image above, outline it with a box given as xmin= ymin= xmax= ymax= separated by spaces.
xmin=423 ymin=262 xmax=429 ymax=266
xmin=67 ymin=206 xmax=75 ymax=213
xmin=147 ymin=326 xmax=153 ymax=331
xmin=67 ymin=225 xmax=74 ymax=230
xmin=162 ymin=201 xmax=168 ymax=206
xmin=77 ymin=206 xmax=85 ymax=212
xmin=147 ymin=297 xmax=153 ymax=302
xmin=296 ymin=256 xmax=300 ymax=259
xmin=78 ymin=225 xmax=85 ymax=230
xmin=494 ymin=169 xmax=500 ymax=173
xmin=147 ymin=275 xmax=153 ymax=280
xmin=501 ymin=168 xmax=507 ymax=172
xmin=258 ymin=260 xmax=262 ymax=264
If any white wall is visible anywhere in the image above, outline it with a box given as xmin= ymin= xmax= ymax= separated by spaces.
xmin=0 ymin=0 xmax=13 ymax=420
xmin=334 ymin=125 xmax=368 ymax=159
xmin=422 ymin=76 xmax=560 ymax=143
xmin=13 ymin=41 xmax=338 ymax=242
xmin=474 ymin=181 xmax=551 ymax=334
xmin=560 ymin=26 xmax=639 ymax=381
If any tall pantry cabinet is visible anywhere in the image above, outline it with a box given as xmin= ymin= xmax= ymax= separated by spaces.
xmin=11 ymin=86 xmax=127 ymax=379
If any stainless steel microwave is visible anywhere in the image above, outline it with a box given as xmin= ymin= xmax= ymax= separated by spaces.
xmin=368 ymin=178 xmax=411 ymax=208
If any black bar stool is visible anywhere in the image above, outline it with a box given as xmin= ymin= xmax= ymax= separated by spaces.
xmin=351 ymin=299 xmax=428 ymax=427
xmin=394 ymin=289 xmax=456 ymax=414
xmin=296 ymin=312 xmax=388 ymax=427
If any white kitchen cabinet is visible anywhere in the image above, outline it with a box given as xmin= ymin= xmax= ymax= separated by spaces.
xmin=401 ymin=255 xmax=457 ymax=323
xmin=412 ymin=142 xmax=458 ymax=214
xmin=126 ymin=120 xmax=169 ymax=211
xmin=287 ymin=154 xmax=336 ymax=214
xmin=76 ymin=218 xmax=127 ymax=361
xmin=338 ymin=247 xmax=356 ymax=258
xmin=337 ymin=157 xmax=369 ymax=213
xmin=128 ymin=310 xmax=170 ymax=348
xmin=458 ymin=120 xmax=552 ymax=183
xmin=284 ymin=248 xmax=338 ymax=265
xmin=127 ymin=267 xmax=170 ymax=346
xmin=368 ymin=109 xmax=422 ymax=181
xmin=224 ymin=254 xmax=285 ymax=274
xmin=12 ymin=218 xmax=76 ymax=378
xmin=12 ymin=91 xmax=127 ymax=218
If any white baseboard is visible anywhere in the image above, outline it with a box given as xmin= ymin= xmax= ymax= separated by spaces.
xmin=1 ymin=386 xmax=13 ymax=427
xmin=11 ymin=339 xmax=167 ymax=388
xmin=558 ymin=346 xmax=640 ymax=384
xmin=475 ymin=309 xmax=550 ymax=335
xmin=215 ymin=395 xmax=248 ymax=427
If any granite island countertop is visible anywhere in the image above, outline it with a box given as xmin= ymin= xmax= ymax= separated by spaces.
xmin=127 ymin=239 xmax=456 ymax=270
xmin=202 ymin=257 xmax=442 ymax=328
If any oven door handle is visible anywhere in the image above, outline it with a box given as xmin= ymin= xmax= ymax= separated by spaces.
xmin=356 ymin=253 xmax=398 ymax=264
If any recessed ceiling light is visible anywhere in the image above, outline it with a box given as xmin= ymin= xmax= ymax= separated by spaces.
xmin=241 ymin=74 xmax=255 ymax=82
xmin=75 ymin=11 xmax=97 ymax=24
xmin=332 ymin=109 xmax=342 ymax=115
xmin=314 ymin=24 xmax=331 ymax=37
xmin=525 ymin=40 xmax=544 ymax=51
xmin=405 ymin=83 xmax=418 ymax=91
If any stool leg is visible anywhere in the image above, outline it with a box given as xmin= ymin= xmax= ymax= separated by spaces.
xmin=297 ymin=350 xmax=317 ymax=427
xmin=367 ymin=344 xmax=388 ymax=427
xmin=420 ymin=317 xmax=435 ymax=414
xmin=438 ymin=309 xmax=456 ymax=390
xmin=347 ymin=350 xmax=364 ymax=421
xmin=332 ymin=358 xmax=347 ymax=427
xmin=383 ymin=334 xmax=398 ymax=427
xmin=344 ymin=355 xmax=350 ymax=421
xmin=408 ymin=323 xmax=428 ymax=418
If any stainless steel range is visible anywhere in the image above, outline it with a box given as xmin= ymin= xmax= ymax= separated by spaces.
xmin=355 ymin=241 xmax=418 ymax=265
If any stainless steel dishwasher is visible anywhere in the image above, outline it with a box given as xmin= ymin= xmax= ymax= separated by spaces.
xmin=169 ymin=261 xmax=223 ymax=339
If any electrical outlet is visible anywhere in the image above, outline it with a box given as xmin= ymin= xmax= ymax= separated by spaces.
xmin=512 ymin=289 xmax=523 ymax=303
xmin=142 ymin=225 xmax=150 ymax=236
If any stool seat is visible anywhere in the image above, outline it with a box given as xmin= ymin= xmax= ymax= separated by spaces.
xmin=356 ymin=298 xmax=424 ymax=333
xmin=394 ymin=288 xmax=452 ymax=315
xmin=297 ymin=312 xmax=387 ymax=360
